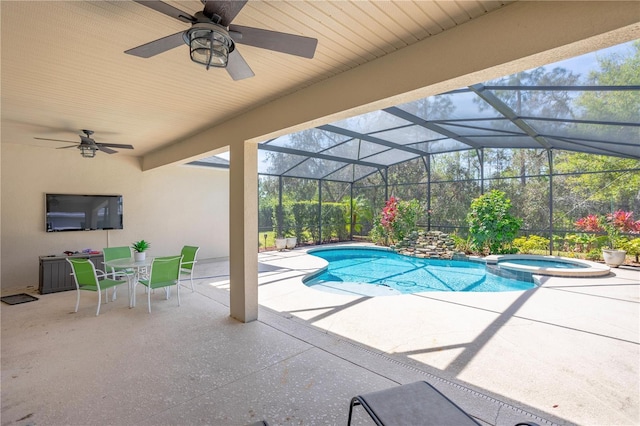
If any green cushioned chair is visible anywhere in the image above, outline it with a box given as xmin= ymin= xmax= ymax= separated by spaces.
xmin=179 ymin=245 xmax=200 ymax=292
xmin=103 ymin=246 xmax=135 ymax=280
xmin=67 ymin=258 xmax=128 ymax=316
xmin=137 ymin=255 xmax=183 ymax=313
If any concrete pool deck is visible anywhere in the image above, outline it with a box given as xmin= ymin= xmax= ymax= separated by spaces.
xmin=251 ymin=243 xmax=640 ymax=425
xmin=1 ymin=242 xmax=638 ymax=425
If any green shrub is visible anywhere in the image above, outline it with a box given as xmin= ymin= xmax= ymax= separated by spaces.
xmin=450 ymin=233 xmax=473 ymax=254
xmin=259 ymin=203 xmax=275 ymax=232
xmin=466 ymin=190 xmax=523 ymax=255
xmin=513 ymin=235 xmax=550 ymax=253
xmin=291 ymin=201 xmax=318 ymax=243
xmin=321 ymin=202 xmax=348 ymax=242
xmin=622 ymin=237 xmax=640 ymax=262
xmin=271 ymin=200 xmax=295 ymax=237
xmin=586 ymin=248 xmax=602 ymax=261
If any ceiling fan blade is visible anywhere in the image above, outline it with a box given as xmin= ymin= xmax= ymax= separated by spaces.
xmin=125 ymin=32 xmax=185 ymax=58
xmin=203 ymin=0 xmax=248 ymax=27
xmin=97 ymin=143 xmax=134 ymax=150
xmin=97 ymin=146 xmax=118 ymax=154
xmin=34 ymin=137 xmax=77 ymax=143
xmin=56 ymin=145 xmax=79 ymax=150
xmin=226 ymin=50 xmax=255 ymax=81
xmin=133 ymin=1 xmax=195 ymax=23
xmin=229 ymin=25 xmax=317 ymax=59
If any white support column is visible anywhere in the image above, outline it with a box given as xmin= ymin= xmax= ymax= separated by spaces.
xmin=229 ymin=141 xmax=258 ymax=323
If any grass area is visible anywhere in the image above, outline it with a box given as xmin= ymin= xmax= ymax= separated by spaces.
xmin=258 ymin=231 xmax=277 ymax=249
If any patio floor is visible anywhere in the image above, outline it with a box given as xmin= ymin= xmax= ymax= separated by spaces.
xmin=2 ymin=243 xmax=638 ymax=425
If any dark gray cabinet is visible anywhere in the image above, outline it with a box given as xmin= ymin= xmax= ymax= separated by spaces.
xmin=39 ymin=254 xmax=104 ymax=294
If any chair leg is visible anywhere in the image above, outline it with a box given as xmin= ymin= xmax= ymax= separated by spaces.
xmin=177 ymin=283 xmax=181 ymax=307
xmin=348 ymin=397 xmax=383 ymax=426
xmin=347 ymin=398 xmax=359 ymax=426
xmin=75 ymin=289 xmax=80 ymax=313
xmin=147 ymin=285 xmax=152 ymax=313
xmin=180 ymin=270 xmax=195 ymax=292
xmin=96 ymin=289 xmax=102 ymax=316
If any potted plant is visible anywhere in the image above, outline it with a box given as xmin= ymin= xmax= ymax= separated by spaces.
xmin=275 ymin=235 xmax=287 ymax=251
xmin=576 ymin=211 xmax=639 ymax=268
xmin=285 ymin=230 xmax=297 ymax=250
xmin=132 ymin=239 xmax=150 ymax=261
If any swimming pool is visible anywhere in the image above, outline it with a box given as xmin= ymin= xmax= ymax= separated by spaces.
xmin=304 ymin=247 xmax=535 ymax=296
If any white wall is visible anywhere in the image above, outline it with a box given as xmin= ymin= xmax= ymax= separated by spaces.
xmin=1 ymin=143 xmax=229 ymax=294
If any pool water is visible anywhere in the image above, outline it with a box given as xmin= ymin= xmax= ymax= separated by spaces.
xmin=498 ymin=259 xmax=584 ymax=269
xmin=304 ymin=248 xmax=535 ymax=294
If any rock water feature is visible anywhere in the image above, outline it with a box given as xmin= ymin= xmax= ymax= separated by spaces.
xmin=390 ymin=230 xmax=458 ymax=259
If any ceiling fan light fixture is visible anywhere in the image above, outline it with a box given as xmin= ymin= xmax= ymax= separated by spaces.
xmin=79 ymin=145 xmax=97 ymax=158
xmin=184 ymin=23 xmax=234 ymax=70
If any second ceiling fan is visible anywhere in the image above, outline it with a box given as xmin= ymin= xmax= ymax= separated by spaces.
xmin=125 ymin=0 xmax=318 ymax=81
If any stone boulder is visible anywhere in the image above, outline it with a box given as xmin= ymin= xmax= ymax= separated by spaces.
xmin=393 ymin=230 xmax=459 ymax=260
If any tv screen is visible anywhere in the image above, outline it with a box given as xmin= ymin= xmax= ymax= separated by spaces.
xmin=45 ymin=194 xmax=123 ymax=232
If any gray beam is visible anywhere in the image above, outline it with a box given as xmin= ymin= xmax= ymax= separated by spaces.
xmin=259 ymin=143 xmax=383 ymax=169
xmin=469 ymin=84 xmax=553 ymax=150
xmin=383 ymin=106 xmax=482 ymax=149
xmin=447 ymin=85 xmax=640 ymax=93
xmin=319 ymin=124 xmax=429 ymax=157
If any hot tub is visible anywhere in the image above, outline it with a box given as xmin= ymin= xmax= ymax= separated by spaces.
xmin=485 ymin=254 xmax=610 ymax=279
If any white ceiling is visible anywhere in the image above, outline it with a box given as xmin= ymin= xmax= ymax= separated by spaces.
xmin=1 ymin=0 xmax=513 ymax=158
xmin=2 ymin=1 xmax=638 ymax=166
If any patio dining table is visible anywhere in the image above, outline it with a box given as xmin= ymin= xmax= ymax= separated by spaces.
xmin=104 ymin=257 xmax=153 ymax=308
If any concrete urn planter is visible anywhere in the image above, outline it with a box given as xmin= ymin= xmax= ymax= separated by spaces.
xmin=275 ymin=238 xmax=287 ymax=251
xmin=602 ymin=249 xmax=626 ymax=268
xmin=286 ymin=237 xmax=297 ymax=249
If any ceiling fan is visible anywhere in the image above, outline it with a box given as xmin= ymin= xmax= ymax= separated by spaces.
xmin=125 ymin=0 xmax=318 ymax=81
xmin=34 ymin=130 xmax=134 ymax=158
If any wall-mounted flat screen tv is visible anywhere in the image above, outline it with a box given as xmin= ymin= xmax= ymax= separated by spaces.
xmin=45 ymin=194 xmax=123 ymax=232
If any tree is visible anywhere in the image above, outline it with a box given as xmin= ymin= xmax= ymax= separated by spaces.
xmin=576 ymin=40 xmax=640 ymax=124
xmin=554 ymin=41 xmax=640 ymax=220
xmin=467 ymin=190 xmax=522 ymax=254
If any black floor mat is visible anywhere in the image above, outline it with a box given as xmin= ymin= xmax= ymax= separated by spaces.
xmin=1 ymin=293 xmax=39 ymax=305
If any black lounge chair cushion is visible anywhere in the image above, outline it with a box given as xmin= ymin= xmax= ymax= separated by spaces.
xmin=348 ymin=381 xmax=480 ymax=426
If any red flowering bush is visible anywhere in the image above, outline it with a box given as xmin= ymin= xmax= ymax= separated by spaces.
xmin=575 ymin=214 xmax=602 ymax=232
xmin=380 ymin=196 xmax=399 ymax=235
xmin=607 ymin=210 xmax=640 ymax=233
xmin=575 ymin=210 xmax=640 ymax=249
xmin=370 ymin=196 xmax=422 ymax=245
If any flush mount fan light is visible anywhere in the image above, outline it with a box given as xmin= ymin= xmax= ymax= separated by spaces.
xmin=125 ymin=0 xmax=318 ymax=80
xmin=34 ymin=130 xmax=134 ymax=158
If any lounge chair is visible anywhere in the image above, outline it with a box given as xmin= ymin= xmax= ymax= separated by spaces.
xmin=348 ymin=381 xmax=539 ymax=426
